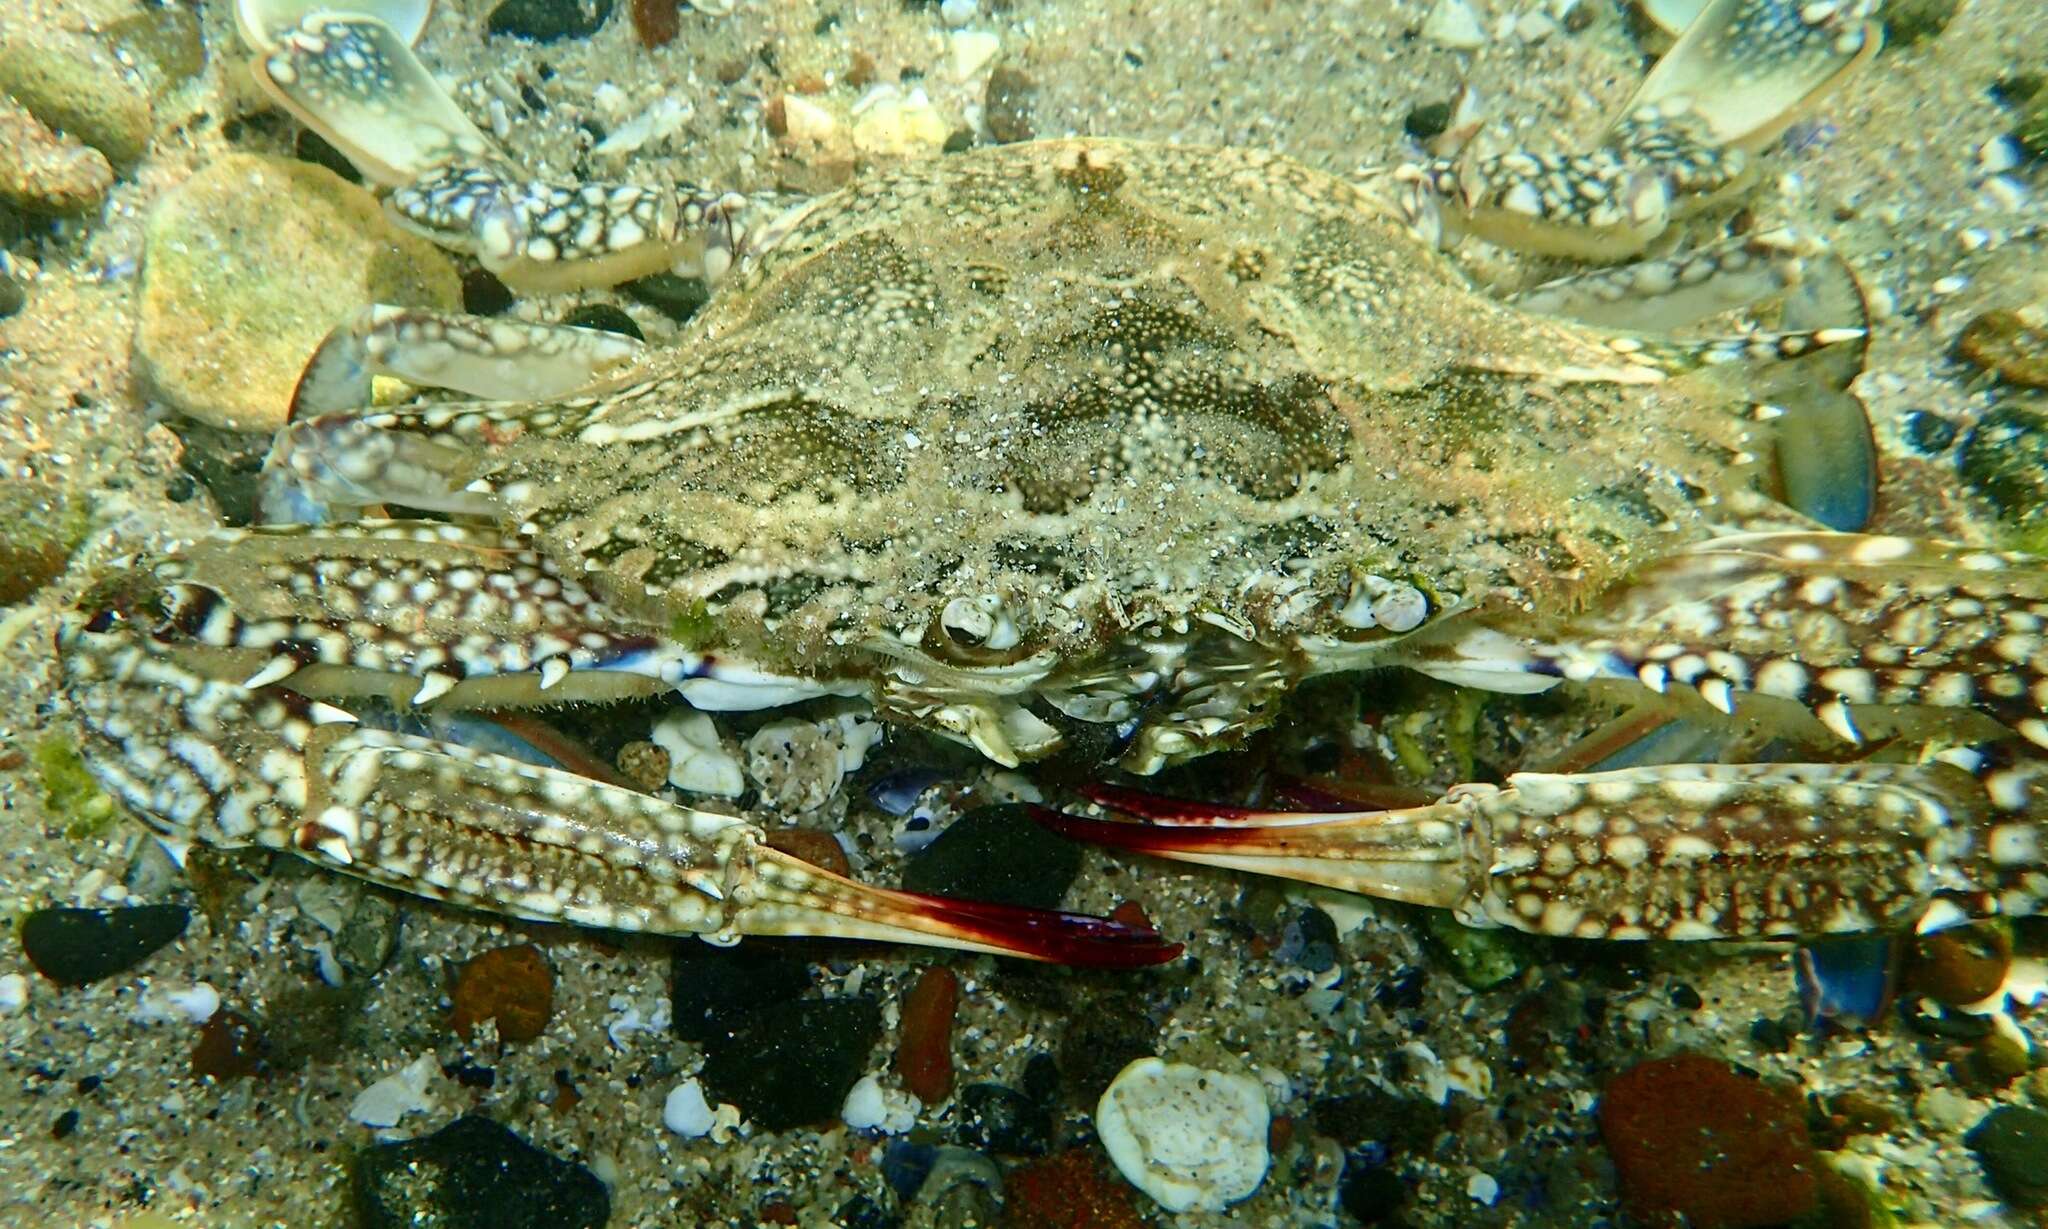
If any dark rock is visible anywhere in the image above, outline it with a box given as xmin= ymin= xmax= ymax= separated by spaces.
xmin=51 ymin=1108 xmax=80 ymax=1139
xmin=669 ymin=939 xmax=813 ymax=1042
xmin=698 ymin=996 xmax=881 ymax=1131
xmin=900 ymin=803 xmax=1082 ymax=910
xmin=1403 ymin=100 xmax=1451 ymax=141
xmin=1373 ymin=965 xmax=1426 ymax=1011
xmin=941 ymin=128 xmax=975 ymax=154
xmin=191 ymin=1009 xmax=269 ymax=1080
xmin=0 ymin=479 xmax=83 ymax=605
xmin=562 ymin=302 xmax=644 ymax=341
xmin=20 ymin=905 xmax=189 ymax=985
xmin=954 ymin=1082 xmax=1052 ymax=1156
xmin=353 ymin=1114 xmax=609 ymax=1229
xmin=1055 ymin=990 xmax=1156 ymax=1103
xmin=1021 ymin=1051 xmax=1060 ymax=1105
xmin=622 ymin=271 xmax=710 ymax=323
xmin=1277 ymin=905 xmax=1339 ymax=973
xmin=165 ymin=416 xmax=271 ymax=527
xmin=463 ymin=267 xmax=516 ymax=316
xmin=486 ymin=0 xmax=614 ymax=42
xmin=1903 ymin=922 xmax=2012 ymax=1006
xmin=0 ymin=265 xmax=24 ymax=319
xmin=1966 ymin=1106 xmax=2048 ymax=1207
xmin=1339 ymin=1161 xmax=1405 ymax=1224
xmin=984 ymin=66 xmax=1037 ymax=143
xmin=1900 ymin=408 xmax=1957 ymax=453
xmin=1956 ymin=309 xmax=2048 ymax=388
xmin=1669 ymin=983 xmax=1703 ymax=1011
xmin=1309 ymin=1087 xmax=1443 ymax=1154
xmin=332 ymin=891 xmax=404 ymax=982
xmin=834 ymin=1194 xmax=899 ymax=1229
xmin=1417 ymin=909 xmax=1530 ymax=988
xmin=1879 ymin=0 xmax=1960 ymax=45
xmin=630 ymin=0 xmax=680 ymax=48
xmin=881 ymin=1140 xmax=939 ymax=1199
xmin=1959 ymin=401 xmax=2048 ymax=527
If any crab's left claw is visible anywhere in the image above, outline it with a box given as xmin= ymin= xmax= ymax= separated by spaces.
xmin=1042 ymin=760 xmax=2035 ymax=942
xmin=58 ymin=618 xmax=1180 ymax=968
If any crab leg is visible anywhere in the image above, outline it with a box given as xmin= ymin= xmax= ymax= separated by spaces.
xmin=254 ymin=11 xmax=756 ymax=291
xmin=61 ymin=618 xmax=1179 ymax=967
xmin=1405 ymin=533 xmax=2048 ymax=751
xmin=1040 ymin=758 xmax=2033 ymax=942
xmin=1399 ymin=0 xmax=1878 ymax=259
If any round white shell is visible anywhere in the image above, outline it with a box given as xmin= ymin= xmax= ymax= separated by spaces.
xmin=1095 ymin=1057 xmax=1271 ymax=1213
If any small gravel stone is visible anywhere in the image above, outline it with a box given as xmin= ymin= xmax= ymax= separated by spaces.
xmin=0 ymin=478 xmax=83 ymax=605
xmin=900 ymin=803 xmax=1083 ymax=910
xmin=1956 ymin=308 xmax=2048 ymax=388
xmin=1600 ymin=1054 xmax=1818 ymax=1227
xmin=955 ymin=1082 xmax=1053 ymax=1156
xmin=1005 ymin=1149 xmax=1146 ymax=1228
xmin=353 ymin=1114 xmax=610 ymax=1229
xmin=449 ymin=943 xmax=556 ymax=1043
xmin=135 ymin=154 xmax=461 ymax=431
xmin=698 ymin=996 xmax=882 ymax=1131
xmin=1903 ymin=923 xmax=2012 ymax=1006
xmin=0 ymin=95 xmax=111 ymax=215
xmin=1966 ymin=1106 xmax=2048 ymax=1207
xmin=1901 ymin=408 xmax=1958 ymax=453
xmin=462 ymin=267 xmax=516 ymax=316
xmin=0 ymin=26 xmax=153 ymax=166
xmin=1420 ymin=0 xmax=1489 ymax=49
xmin=20 ymin=905 xmax=190 ymax=986
xmin=984 ymin=66 xmax=1037 ymax=143
xmin=487 ymin=0 xmax=615 ymax=43
xmin=191 ymin=1008 xmax=269 ymax=1080
xmin=895 ymin=966 xmax=959 ymax=1104
xmin=1880 ymin=0 xmax=1960 ymax=46
xmin=623 ymin=271 xmax=712 ymax=323
xmin=1339 ymin=1164 xmax=1407 ymax=1224
xmin=939 ymin=0 xmax=977 ymax=26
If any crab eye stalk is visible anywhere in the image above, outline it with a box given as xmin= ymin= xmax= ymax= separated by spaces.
xmin=941 ymin=594 xmax=1022 ymax=651
xmin=1333 ymin=573 xmax=1431 ymax=633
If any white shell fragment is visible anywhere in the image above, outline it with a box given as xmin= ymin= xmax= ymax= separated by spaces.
xmin=349 ymin=1054 xmax=441 ymax=1128
xmin=0 ymin=973 xmax=28 ymax=1015
xmin=651 ymin=711 xmax=746 ymax=797
xmin=665 ymin=1078 xmax=743 ymax=1141
xmin=842 ymin=1074 xmax=920 ymax=1134
xmin=744 ymin=703 xmax=885 ymax=814
xmin=1096 ymin=1057 xmax=1271 ymax=1213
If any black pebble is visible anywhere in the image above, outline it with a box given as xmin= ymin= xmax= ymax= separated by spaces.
xmin=669 ymin=940 xmax=813 ymax=1043
xmin=354 ymin=1115 xmax=609 ymax=1229
xmin=835 ymin=1194 xmax=900 ymax=1229
xmin=623 ymin=272 xmax=711 ymax=323
xmin=900 ymin=804 xmax=1082 ymax=911
xmin=1749 ymin=1015 xmax=1793 ymax=1052
xmin=486 ymin=0 xmax=614 ymax=43
xmin=463 ymin=268 xmax=517 ymax=316
xmin=20 ymin=905 xmax=190 ymax=986
xmin=1309 ymin=1087 xmax=1444 ymax=1154
xmin=1966 ymin=1106 xmax=2048 ymax=1209
xmin=1669 ymin=983 xmax=1704 ymax=1011
xmin=1021 ymin=1052 xmax=1060 ymax=1105
xmin=561 ymin=303 xmax=644 ymax=341
xmin=1373 ymin=965 xmax=1427 ymax=1011
xmin=51 ymin=1109 xmax=80 ymax=1140
xmin=1901 ymin=409 xmax=1958 ymax=454
xmin=1958 ymin=401 xmax=2048 ymax=523
xmin=954 ymin=1083 xmax=1053 ymax=1156
xmin=1339 ymin=1162 xmax=1406 ymax=1224
xmin=164 ymin=417 xmax=272 ymax=527
xmin=698 ymin=997 xmax=881 ymax=1132
xmin=1280 ymin=905 xmax=1340 ymax=973
xmin=1403 ymin=100 xmax=1451 ymax=141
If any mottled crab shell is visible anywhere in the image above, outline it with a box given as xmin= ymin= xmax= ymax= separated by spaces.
xmin=398 ymin=139 xmax=1788 ymax=768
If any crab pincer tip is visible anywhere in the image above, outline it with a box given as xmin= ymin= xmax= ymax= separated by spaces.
xmin=895 ymin=888 xmax=1184 ymax=968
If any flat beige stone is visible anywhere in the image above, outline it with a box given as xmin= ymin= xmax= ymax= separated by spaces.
xmin=135 ymin=153 xmax=461 ymax=432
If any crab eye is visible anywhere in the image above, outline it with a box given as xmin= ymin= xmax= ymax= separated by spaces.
xmin=941 ymin=594 xmax=1022 ymax=651
xmin=1335 ymin=574 xmax=1430 ymax=633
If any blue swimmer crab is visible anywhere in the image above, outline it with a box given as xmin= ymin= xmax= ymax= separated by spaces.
xmin=57 ymin=0 xmax=2046 ymax=959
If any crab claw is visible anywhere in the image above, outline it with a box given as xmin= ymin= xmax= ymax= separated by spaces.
xmin=1042 ymin=761 xmax=2024 ymax=942
xmin=58 ymin=617 xmax=1180 ymax=968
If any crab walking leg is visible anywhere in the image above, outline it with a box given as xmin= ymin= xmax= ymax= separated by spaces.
xmin=1407 ymin=533 xmax=2048 ymax=750
xmin=255 ymin=12 xmax=756 ymax=292
xmin=1042 ymin=760 xmax=2028 ymax=941
xmin=1398 ymin=0 xmax=1877 ymax=259
xmin=147 ymin=521 xmax=856 ymax=713
xmin=292 ymin=305 xmax=645 ymax=417
xmin=60 ymin=621 xmax=1180 ymax=967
